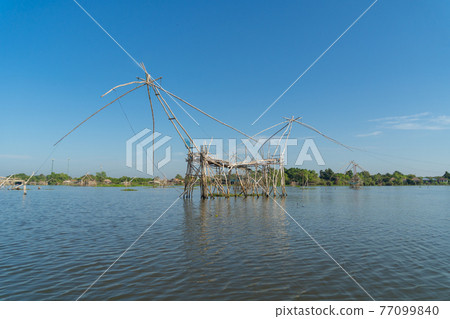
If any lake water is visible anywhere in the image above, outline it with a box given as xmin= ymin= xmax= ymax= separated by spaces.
xmin=0 ymin=186 xmax=449 ymax=300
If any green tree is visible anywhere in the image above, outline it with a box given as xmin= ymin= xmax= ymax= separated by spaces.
xmin=332 ymin=173 xmax=348 ymax=185
xmin=46 ymin=172 xmax=71 ymax=185
xmin=30 ymin=174 xmax=47 ymax=183
xmin=319 ymin=168 xmax=334 ymax=181
xmin=95 ymin=171 xmax=107 ymax=182
xmin=14 ymin=173 xmax=29 ymax=181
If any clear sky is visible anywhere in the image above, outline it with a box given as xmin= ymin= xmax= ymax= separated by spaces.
xmin=1 ymin=0 xmax=450 ymax=178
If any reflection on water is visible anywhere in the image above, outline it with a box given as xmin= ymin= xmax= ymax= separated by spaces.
xmin=0 ymin=186 xmax=449 ymax=300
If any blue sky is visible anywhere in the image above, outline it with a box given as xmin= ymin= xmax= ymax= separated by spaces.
xmin=1 ymin=0 xmax=450 ymax=178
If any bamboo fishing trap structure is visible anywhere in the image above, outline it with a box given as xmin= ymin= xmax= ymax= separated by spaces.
xmin=0 ymin=173 xmax=35 ymax=194
xmin=345 ymin=161 xmax=366 ymax=189
xmin=56 ymin=64 xmax=349 ymax=199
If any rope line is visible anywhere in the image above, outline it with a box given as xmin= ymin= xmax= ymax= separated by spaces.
xmin=72 ymin=0 xmax=143 ymax=71
xmin=252 ymin=0 xmax=379 ymax=125
xmin=114 ymin=89 xmax=136 ymax=135
xmin=77 ymin=193 xmax=183 ymax=300
xmin=271 ymin=197 xmax=376 ymax=301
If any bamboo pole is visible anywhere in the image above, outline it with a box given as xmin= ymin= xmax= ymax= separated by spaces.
xmin=200 ymin=146 xmax=208 ymax=199
xmin=156 ymin=86 xmax=257 ymax=142
xmin=152 ymin=85 xmax=200 ymax=153
xmin=151 ymin=85 xmax=191 ymax=150
xmin=54 ymin=84 xmax=145 ymax=146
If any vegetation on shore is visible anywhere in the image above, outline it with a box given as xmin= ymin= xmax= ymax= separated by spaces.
xmin=285 ymin=168 xmax=450 ymax=186
xmin=4 ymin=170 xmax=450 ymax=187
xmin=5 ymin=172 xmax=184 ymax=187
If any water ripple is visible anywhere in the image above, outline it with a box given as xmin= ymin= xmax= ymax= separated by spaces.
xmin=0 ymin=186 xmax=449 ymax=300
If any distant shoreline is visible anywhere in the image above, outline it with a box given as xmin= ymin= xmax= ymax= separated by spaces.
xmin=2 ymin=168 xmax=449 ymax=188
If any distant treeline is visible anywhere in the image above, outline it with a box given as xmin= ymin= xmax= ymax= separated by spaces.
xmin=285 ymin=168 xmax=450 ymax=186
xmin=6 ymin=169 xmax=450 ymax=187
xmin=7 ymin=172 xmax=184 ymax=186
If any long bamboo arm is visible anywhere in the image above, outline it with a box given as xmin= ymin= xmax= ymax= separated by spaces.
xmin=146 ymin=84 xmax=156 ymax=170
xmin=293 ymin=119 xmax=352 ymax=150
xmin=155 ymin=85 xmax=257 ymax=142
xmin=25 ymin=172 xmax=35 ymax=185
xmin=0 ymin=174 xmax=14 ymax=188
xmin=54 ymin=84 xmax=145 ymax=146
xmin=101 ymin=81 xmax=144 ymax=97
xmin=150 ymin=86 xmax=191 ymax=150
xmin=252 ymin=120 xmax=290 ymax=138
xmin=258 ymin=122 xmax=290 ymax=150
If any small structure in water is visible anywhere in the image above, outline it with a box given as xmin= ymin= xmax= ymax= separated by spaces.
xmin=184 ymin=145 xmax=286 ymax=199
xmin=345 ymin=161 xmax=366 ymax=189
xmin=0 ymin=173 xmax=34 ymax=195
xmin=78 ymin=173 xmax=97 ymax=187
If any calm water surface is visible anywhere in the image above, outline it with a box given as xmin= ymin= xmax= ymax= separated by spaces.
xmin=0 ymin=186 xmax=449 ymax=300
